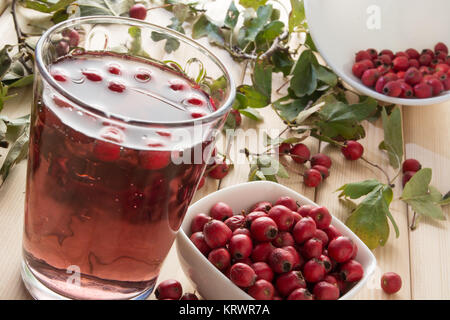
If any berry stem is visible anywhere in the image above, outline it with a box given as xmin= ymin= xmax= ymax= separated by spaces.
xmin=410 ymin=212 xmax=419 ymax=230
xmin=360 ymin=156 xmax=394 ymax=187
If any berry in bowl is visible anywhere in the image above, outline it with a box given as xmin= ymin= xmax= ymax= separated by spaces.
xmin=176 ymin=181 xmax=376 ymax=300
xmin=304 ymin=0 xmax=450 ymax=106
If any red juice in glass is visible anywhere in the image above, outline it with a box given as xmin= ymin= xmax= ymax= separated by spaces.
xmin=22 ymin=18 xmax=234 ymax=300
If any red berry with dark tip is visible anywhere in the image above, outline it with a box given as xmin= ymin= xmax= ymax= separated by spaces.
xmin=408 ymin=59 xmax=420 ymax=69
xmin=208 ymin=248 xmax=231 ymax=271
xmin=399 ymin=81 xmax=414 ymax=98
xmin=340 ymin=259 xmax=364 ymax=282
xmin=248 ymin=279 xmax=275 ymax=300
xmin=328 ymin=236 xmax=354 ymax=263
xmin=229 ymin=263 xmax=257 ymax=288
xmin=303 ymin=258 xmax=326 ymax=283
xmin=267 ymin=248 xmax=295 ymax=273
xmin=203 ymin=220 xmax=232 ymax=248
xmin=352 ymin=61 xmax=370 ymax=78
xmin=208 ymin=161 xmax=230 ymax=179
xmin=272 ymin=231 xmax=295 ymax=248
xmin=290 ymin=143 xmax=311 ymax=164
xmin=274 ymin=196 xmax=297 ymax=211
xmin=129 ymin=4 xmax=147 ymax=20
xmin=313 ymin=281 xmax=340 ymax=300
xmin=318 ymin=254 xmax=333 ymax=273
xmin=308 ymin=206 xmax=332 ymax=229
xmin=375 ymin=73 xmax=398 ymax=93
xmin=190 ymin=232 xmax=211 ymax=256
xmin=233 ymin=228 xmax=251 ymax=237
xmin=381 ymin=272 xmax=402 ymax=294
xmin=297 ymin=205 xmax=315 ymax=217
xmin=312 ymin=165 xmax=329 ymax=179
xmin=250 ymin=217 xmax=278 ymax=242
xmin=402 ymin=159 xmax=422 ymax=173
xmin=268 ymin=205 xmax=295 ymax=231
xmin=155 ymin=279 xmax=182 ymax=300
xmin=139 ymin=150 xmax=170 ymax=170
xmin=244 ymin=211 xmax=268 ymax=228
xmin=404 ymin=67 xmax=422 ymax=85
xmin=392 ymin=56 xmax=409 ymax=72
xmin=419 ymin=53 xmax=432 ymax=66
xmin=379 ymin=49 xmax=394 ymax=60
xmin=108 ymin=81 xmax=126 ymax=93
xmin=402 ymin=171 xmax=415 ymax=187
xmin=355 ymin=50 xmax=371 ymax=62
xmin=210 ymin=202 xmax=233 ymax=221
xmin=251 ymin=242 xmax=275 ymax=262
xmin=405 ymin=48 xmax=420 ymax=59
xmin=383 ymin=80 xmax=402 ymax=97
xmin=435 ymin=63 xmax=449 ymax=73
xmin=435 ymin=42 xmax=448 ymax=55
xmin=283 ymin=245 xmax=304 ymax=270
xmin=323 ymin=225 xmax=342 ymax=241
xmin=251 ymin=262 xmax=274 ymax=282
xmin=414 ymin=82 xmax=433 ymax=98
xmin=229 ymin=234 xmax=253 ymax=260
xmin=275 ymin=270 xmax=307 ymax=297
xmin=180 ymin=293 xmax=199 ymax=300
xmin=303 ymin=168 xmax=322 ymax=187
xmin=278 ymin=142 xmax=291 ymax=155
xmin=313 ymin=229 xmax=329 ymax=247
xmin=301 ymin=237 xmax=323 ymax=260
xmin=293 ymin=216 xmax=316 ymax=244
xmin=250 ymin=201 xmax=272 ymax=213
xmin=310 ymin=153 xmax=332 ymax=168
xmin=341 ymin=140 xmax=364 ymax=160
xmin=287 ymin=288 xmax=314 ymax=300
xmin=361 ymin=68 xmax=380 ymax=87
xmin=62 ymin=29 xmax=80 ymax=47
xmin=191 ymin=213 xmax=211 ymax=233
xmin=366 ymin=48 xmax=378 ymax=59
xmin=224 ymin=215 xmax=245 ymax=231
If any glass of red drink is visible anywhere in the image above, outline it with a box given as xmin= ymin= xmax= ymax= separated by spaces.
xmin=22 ymin=16 xmax=235 ymax=300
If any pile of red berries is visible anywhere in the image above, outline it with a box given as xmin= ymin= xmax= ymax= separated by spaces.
xmin=352 ymin=42 xmax=450 ymax=98
xmin=155 ymin=279 xmax=199 ymax=300
xmin=189 ymin=197 xmax=364 ymax=300
xmin=401 ymin=158 xmax=422 ymax=187
xmin=279 ymin=143 xmax=333 ymax=188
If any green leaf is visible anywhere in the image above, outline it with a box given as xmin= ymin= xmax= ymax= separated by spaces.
xmin=271 ymin=49 xmax=294 ymax=76
xmin=305 ymin=33 xmax=317 ymax=51
xmin=252 ymin=60 xmax=272 ymax=99
xmin=0 ymin=125 xmax=29 ymax=186
xmin=255 ymin=20 xmax=284 ymax=46
xmin=237 ymin=85 xmax=270 ymax=108
xmin=24 ymin=0 xmax=76 ymax=13
xmin=239 ymin=108 xmax=263 ymax=121
xmin=0 ymin=45 xmax=12 ymax=79
xmin=8 ymin=75 xmax=34 ymax=88
xmin=192 ymin=14 xmax=224 ymax=46
xmin=314 ymin=65 xmax=338 ymax=87
xmin=401 ymin=168 xmax=446 ymax=221
xmin=290 ymin=50 xmax=318 ymax=97
xmin=289 ymin=0 xmax=306 ymax=32
xmin=243 ymin=5 xmax=273 ymax=42
xmin=273 ymin=98 xmax=307 ymax=122
xmin=224 ymin=1 xmax=239 ymax=29
xmin=380 ymin=107 xmax=403 ymax=169
xmin=239 ymin=0 xmax=267 ymax=10
xmin=346 ymin=185 xmax=393 ymax=249
xmin=337 ymin=179 xmax=383 ymax=199
xmin=151 ymin=18 xmax=184 ymax=53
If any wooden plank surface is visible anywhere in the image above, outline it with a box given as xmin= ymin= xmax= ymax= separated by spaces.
xmin=0 ymin=2 xmax=449 ymax=300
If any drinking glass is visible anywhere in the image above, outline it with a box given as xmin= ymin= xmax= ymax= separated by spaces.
xmin=21 ymin=16 xmax=235 ymax=300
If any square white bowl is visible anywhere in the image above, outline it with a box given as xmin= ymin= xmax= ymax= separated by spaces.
xmin=176 ymin=181 xmax=376 ymax=300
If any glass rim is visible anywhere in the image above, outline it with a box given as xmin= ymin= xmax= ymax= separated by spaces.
xmin=35 ymin=16 xmax=236 ymax=127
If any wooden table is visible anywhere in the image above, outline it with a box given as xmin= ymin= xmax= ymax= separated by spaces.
xmin=0 ymin=1 xmax=449 ymax=300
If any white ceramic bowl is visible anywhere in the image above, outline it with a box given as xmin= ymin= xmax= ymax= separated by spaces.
xmin=304 ymin=0 xmax=450 ymax=106
xmin=176 ymin=181 xmax=376 ymax=300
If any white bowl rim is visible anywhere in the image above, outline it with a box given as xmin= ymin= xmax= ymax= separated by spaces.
xmin=176 ymin=180 xmax=377 ymax=300
xmin=303 ymin=0 xmax=450 ymax=107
